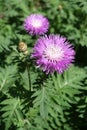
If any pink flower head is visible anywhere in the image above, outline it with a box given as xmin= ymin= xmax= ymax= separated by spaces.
xmin=24 ymin=14 xmax=49 ymax=35
xmin=32 ymin=34 xmax=75 ymax=74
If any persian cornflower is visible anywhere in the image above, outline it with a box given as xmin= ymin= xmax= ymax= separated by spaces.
xmin=24 ymin=14 xmax=49 ymax=35
xmin=32 ymin=34 xmax=75 ymax=74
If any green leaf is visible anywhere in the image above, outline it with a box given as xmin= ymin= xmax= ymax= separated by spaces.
xmin=0 ymin=65 xmax=18 ymax=92
xmin=0 ymin=36 xmax=10 ymax=52
xmin=32 ymin=87 xmax=51 ymax=119
xmin=1 ymin=98 xmax=20 ymax=130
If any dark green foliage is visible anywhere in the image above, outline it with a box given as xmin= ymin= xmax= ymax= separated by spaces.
xmin=0 ymin=0 xmax=87 ymax=130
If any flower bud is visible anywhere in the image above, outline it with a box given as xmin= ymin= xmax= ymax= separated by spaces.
xmin=18 ymin=42 xmax=27 ymax=52
xmin=58 ymin=5 xmax=63 ymax=10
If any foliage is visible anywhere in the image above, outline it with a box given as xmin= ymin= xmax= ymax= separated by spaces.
xmin=0 ymin=0 xmax=87 ymax=130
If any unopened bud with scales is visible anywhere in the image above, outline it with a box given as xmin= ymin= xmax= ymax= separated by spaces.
xmin=18 ymin=42 xmax=28 ymax=55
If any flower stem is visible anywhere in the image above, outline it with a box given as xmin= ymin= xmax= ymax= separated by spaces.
xmin=57 ymin=74 xmax=62 ymax=88
xmin=26 ymin=63 xmax=31 ymax=91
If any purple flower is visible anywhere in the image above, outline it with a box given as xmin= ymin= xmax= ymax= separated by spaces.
xmin=24 ymin=14 xmax=49 ymax=35
xmin=32 ymin=34 xmax=75 ymax=74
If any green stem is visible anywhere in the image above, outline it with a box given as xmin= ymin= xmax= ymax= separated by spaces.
xmin=26 ymin=63 xmax=31 ymax=91
xmin=64 ymin=70 xmax=67 ymax=85
xmin=57 ymin=74 xmax=62 ymax=88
